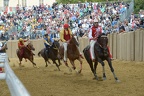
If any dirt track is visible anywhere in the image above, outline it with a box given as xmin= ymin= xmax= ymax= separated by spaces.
xmin=0 ymin=58 xmax=144 ymax=96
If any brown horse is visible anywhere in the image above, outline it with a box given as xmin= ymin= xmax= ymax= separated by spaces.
xmin=59 ymin=35 xmax=83 ymax=73
xmin=16 ymin=42 xmax=38 ymax=68
xmin=83 ymin=34 xmax=120 ymax=82
xmin=38 ymin=40 xmax=61 ymax=71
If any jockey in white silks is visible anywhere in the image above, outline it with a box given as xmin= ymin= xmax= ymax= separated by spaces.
xmin=88 ymin=18 xmax=102 ymax=62
xmin=88 ymin=19 xmax=113 ymax=62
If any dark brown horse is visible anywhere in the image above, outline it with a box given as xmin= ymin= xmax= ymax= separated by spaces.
xmin=83 ymin=34 xmax=120 ymax=82
xmin=38 ymin=40 xmax=61 ymax=71
xmin=16 ymin=42 xmax=38 ymax=68
xmin=59 ymin=35 xmax=83 ymax=73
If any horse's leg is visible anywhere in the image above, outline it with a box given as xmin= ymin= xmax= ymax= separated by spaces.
xmin=58 ymin=59 xmax=62 ymax=66
xmin=98 ymin=58 xmax=106 ymax=80
xmin=47 ymin=59 xmax=51 ymax=64
xmin=94 ymin=61 xmax=99 ymax=80
xmin=53 ymin=60 xmax=60 ymax=71
xmin=69 ymin=60 xmax=76 ymax=70
xmin=45 ymin=60 xmax=48 ymax=67
xmin=8 ymin=58 xmax=10 ymax=62
xmin=83 ymin=51 xmax=97 ymax=78
xmin=107 ymin=58 xmax=120 ymax=82
xmin=29 ymin=57 xmax=39 ymax=68
xmin=18 ymin=58 xmax=22 ymax=69
xmin=77 ymin=58 xmax=83 ymax=73
xmin=63 ymin=60 xmax=72 ymax=72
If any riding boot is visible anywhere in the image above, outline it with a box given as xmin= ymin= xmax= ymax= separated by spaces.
xmin=107 ymin=46 xmax=112 ymax=59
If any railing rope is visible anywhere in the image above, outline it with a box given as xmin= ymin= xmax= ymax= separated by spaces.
xmin=0 ymin=53 xmax=30 ymax=96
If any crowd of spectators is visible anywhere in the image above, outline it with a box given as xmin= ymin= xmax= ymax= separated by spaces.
xmin=0 ymin=1 xmax=144 ymax=41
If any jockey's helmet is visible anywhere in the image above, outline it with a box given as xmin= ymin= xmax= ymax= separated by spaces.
xmin=19 ymin=38 xmax=23 ymax=42
xmin=63 ymin=24 xmax=69 ymax=29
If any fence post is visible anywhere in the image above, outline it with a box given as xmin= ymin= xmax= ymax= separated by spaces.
xmin=0 ymin=53 xmax=31 ymax=96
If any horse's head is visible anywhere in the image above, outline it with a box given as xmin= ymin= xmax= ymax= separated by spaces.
xmin=27 ymin=42 xmax=35 ymax=51
xmin=69 ymin=35 xmax=79 ymax=46
xmin=0 ymin=42 xmax=8 ymax=53
xmin=97 ymin=34 xmax=108 ymax=56
xmin=52 ymin=39 xmax=60 ymax=50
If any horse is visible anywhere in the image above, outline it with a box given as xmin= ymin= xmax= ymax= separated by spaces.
xmin=83 ymin=34 xmax=120 ymax=82
xmin=0 ymin=41 xmax=10 ymax=62
xmin=16 ymin=42 xmax=38 ymax=68
xmin=59 ymin=35 xmax=83 ymax=73
xmin=38 ymin=39 xmax=61 ymax=71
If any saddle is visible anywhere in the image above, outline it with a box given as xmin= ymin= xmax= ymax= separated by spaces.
xmin=84 ymin=43 xmax=101 ymax=52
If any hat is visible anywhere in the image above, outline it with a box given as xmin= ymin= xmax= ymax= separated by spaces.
xmin=19 ymin=38 xmax=23 ymax=41
xmin=63 ymin=24 xmax=69 ymax=29
xmin=94 ymin=18 xmax=99 ymax=23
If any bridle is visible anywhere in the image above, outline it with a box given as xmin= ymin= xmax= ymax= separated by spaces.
xmin=97 ymin=35 xmax=108 ymax=49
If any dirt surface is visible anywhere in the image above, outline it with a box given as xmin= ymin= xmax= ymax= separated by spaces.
xmin=0 ymin=58 xmax=144 ymax=96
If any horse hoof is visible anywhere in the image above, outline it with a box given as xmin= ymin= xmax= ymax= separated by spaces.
xmin=103 ymin=77 xmax=107 ymax=80
xmin=116 ymin=80 xmax=120 ymax=83
xmin=93 ymin=77 xmax=99 ymax=80
xmin=78 ymin=70 xmax=81 ymax=73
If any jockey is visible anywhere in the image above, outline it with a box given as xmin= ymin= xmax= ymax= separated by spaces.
xmin=89 ymin=18 xmax=112 ymax=62
xmin=60 ymin=23 xmax=83 ymax=62
xmin=18 ymin=38 xmax=32 ymax=56
xmin=43 ymin=33 xmax=54 ymax=54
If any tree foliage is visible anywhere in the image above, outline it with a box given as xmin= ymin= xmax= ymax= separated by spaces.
xmin=56 ymin=0 xmax=144 ymax=13
xmin=134 ymin=0 xmax=144 ymax=13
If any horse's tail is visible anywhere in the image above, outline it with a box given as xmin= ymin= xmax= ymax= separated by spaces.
xmin=38 ymin=51 xmax=41 ymax=57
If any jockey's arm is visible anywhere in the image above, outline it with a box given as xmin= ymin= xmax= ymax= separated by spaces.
xmin=50 ymin=35 xmax=54 ymax=43
xmin=60 ymin=30 xmax=66 ymax=42
xmin=88 ymin=29 xmax=94 ymax=40
xmin=43 ymin=39 xmax=51 ymax=46
xmin=24 ymin=38 xmax=29 ymax=42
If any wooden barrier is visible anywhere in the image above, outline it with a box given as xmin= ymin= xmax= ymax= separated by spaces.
xmin=135 ymin=30 xmax=140 ymax=61
xmin=112 ymin=33 xmax=117 ymax=59
xmin=139 ymin=30 xmax=143 ymax=61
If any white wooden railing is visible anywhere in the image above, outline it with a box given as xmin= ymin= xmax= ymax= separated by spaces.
xmin=0 ymin=53 xmax=30 ymax=96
